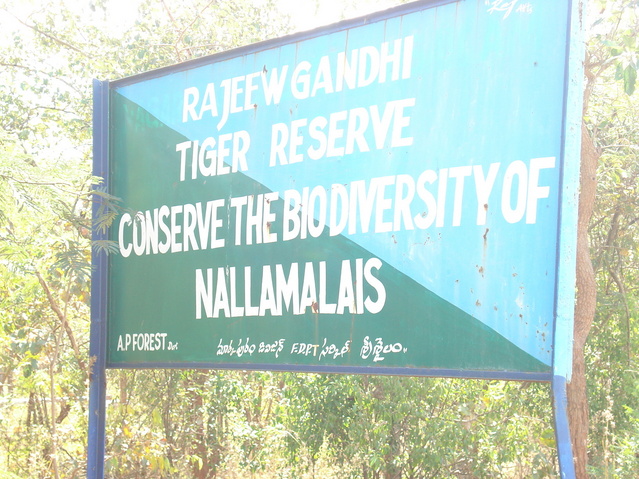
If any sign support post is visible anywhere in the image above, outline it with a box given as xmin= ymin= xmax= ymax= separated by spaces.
xmin=88 ymin=79 xmax=109 ymax=479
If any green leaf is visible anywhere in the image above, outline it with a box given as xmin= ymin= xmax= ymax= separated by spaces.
xmin=623 ymin=64 xmax=637 ymax=95
xmin=539 ymin=428 xmax=556 ymax=448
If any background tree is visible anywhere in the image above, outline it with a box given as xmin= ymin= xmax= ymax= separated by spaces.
xmin=570 ymin=1 xmax=639 ymax=476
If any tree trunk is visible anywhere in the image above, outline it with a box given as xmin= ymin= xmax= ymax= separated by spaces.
xmin=567 ymin=122 xmax=599 ymax=478
xmin=191 ymin=371 xmax=213 ymax=479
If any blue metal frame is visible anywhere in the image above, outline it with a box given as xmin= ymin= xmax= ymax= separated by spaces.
xmin=554 ymin=0 xmax=582 ymax=384
xmin=88 ymin=1 xmax=585 ymax=476
xmin=88 ymin=79 xmax=109 ymax=479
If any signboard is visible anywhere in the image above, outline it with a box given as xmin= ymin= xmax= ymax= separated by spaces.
xmin=103 ymin=0 xmax=577 ymax=379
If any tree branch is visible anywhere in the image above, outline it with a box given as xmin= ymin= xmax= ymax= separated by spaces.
xmin=7 ymin=12 xmax=93 ymax=59
xmin=0 ymin=61 xmax=85 ymax=96
xmin=34 ymin=270 xmax=88 ymax=381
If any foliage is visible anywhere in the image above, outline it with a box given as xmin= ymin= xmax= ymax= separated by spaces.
xmin=581 ymin=1 xmax=639 ymax=477
xmin=97 ymin=372 xmax=558 ymax=479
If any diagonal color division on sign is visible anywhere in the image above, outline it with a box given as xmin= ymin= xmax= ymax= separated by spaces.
xmin=111 ymin=0 xmax=571 ymax=367
xmin=107 ymin=93 xmax=549 ymax=374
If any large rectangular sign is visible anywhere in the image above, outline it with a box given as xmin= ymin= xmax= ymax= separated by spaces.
xmin=104 ymin=0 xmax=577 ymax=378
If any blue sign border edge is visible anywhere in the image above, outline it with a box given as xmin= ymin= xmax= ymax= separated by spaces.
xmin=551 ymin=0 xmax=585 ymax=476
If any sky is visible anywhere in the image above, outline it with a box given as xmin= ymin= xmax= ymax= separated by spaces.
xmin=276 ymin=0 xmax=403 ymax=31
xmin=103 ymin=0 xmax=404 ymax=34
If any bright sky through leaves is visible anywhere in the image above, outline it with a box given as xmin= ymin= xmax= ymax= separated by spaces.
xmin=103 ymin=0 xmax=403 ymax=34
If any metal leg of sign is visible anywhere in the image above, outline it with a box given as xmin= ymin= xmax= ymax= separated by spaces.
xmin=552 ymin=375 xmax=576 ymax=479
xmin=87 ymin=333 xmax=106 ymax=479
xmin=87 ymin=78 xmax=109 ymax=479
